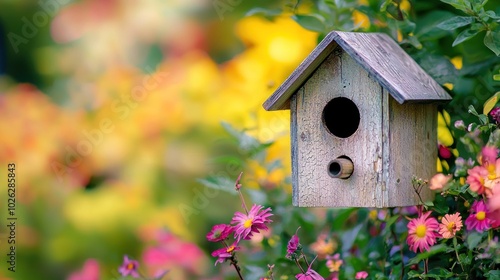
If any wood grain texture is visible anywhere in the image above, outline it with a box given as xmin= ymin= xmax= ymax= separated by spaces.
xmin=331 ymin=31 xmax=450 ymax=104
xmin=263 ymin=31 xmax=451 ymax=111
xmin=291 ymin=90 xmax=300 ymax=206
xmin=385 ymin=95 xmax=436 ymax=206
xmin=294 ymin=50 xmax=384 ymax=207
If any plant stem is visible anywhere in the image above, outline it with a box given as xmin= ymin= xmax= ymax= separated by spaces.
xmin=453 ymin=237 xmax=465 ymax=273
xmin=295 ymin=258 xmax=305 ymax=274
xmin=301 ymin=252 xmax=310 ymax=268
xmin=230 ymin=256 xmax=244 ymax=280
xmin=424 ymin=258 xmax=429 ymax=274
xmin=235 ymin=172 xmax=249 ymax=214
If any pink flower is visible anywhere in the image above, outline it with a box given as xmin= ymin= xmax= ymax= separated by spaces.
xmin=429 ymin=173 xmax=451 ymax=191
xmin=438 ymin=213 xmax=463 ymax=238
xmin=481 ymin=146 xmax=499 ymax=166
xmin=211 ymin=242 xmax=240 ymax=266
xmin=325 ymin=254 xmax=343 ymax=272
xmin=118 ymin=255 xmax=140 ymax=278
xmin=231 ymin=204 xmax=272 ymax=241
xmin=355 ymin=271 xmax=369 ymax=279
xmin=465 ymin=200 xmax=492 ymax=232
xmin=467 ymin=166 xmax=489 ymax=195
xmin=206 ymin=224 xmax=234 ymax=242
xmin=287 ymin=227 xmax=301 ymax=258
xmin=406 ymin=212 xmax=439 ymax=253
xmin=296 ymin=268 xmax=324 ymax=280
xmin=141 ymin=230 xmax=204 ymax=274
xmin=488 ymin=185 xmax=500 ymax=228
xmin=484 ymin=159 xmax=500 ymax=194
xmin=67 ymin=259 xmax=100 ymax=280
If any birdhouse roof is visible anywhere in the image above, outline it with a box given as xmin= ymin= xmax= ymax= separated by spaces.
xmin=263 ymin=31 xmax=452 ymax=111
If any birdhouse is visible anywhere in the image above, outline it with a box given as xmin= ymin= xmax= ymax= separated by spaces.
xmin=263 ymin=31 xmax=452 ymax=208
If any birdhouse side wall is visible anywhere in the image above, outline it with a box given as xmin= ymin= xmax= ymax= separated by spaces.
xmin=291 ymin=50 xmax=385 ymax=207
xmin=386 ymin=95 xmax=437 ymax=206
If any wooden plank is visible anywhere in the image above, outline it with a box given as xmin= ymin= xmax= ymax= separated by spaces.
xmin=331 ymin=31 xmax=451 ymax=104
xmin=294 ymin=50 xmax=384 ymax=207
xmin=386 ymin=95 xmax=436 ymax=206
xmin=290 ymin=90 xmax=300 ymax=206
xmin=263 ymin=38 xmax=338 ymax=111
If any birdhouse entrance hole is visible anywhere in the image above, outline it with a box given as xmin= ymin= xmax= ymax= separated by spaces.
xmin=322 ymin=97 xmax=360 ymax=138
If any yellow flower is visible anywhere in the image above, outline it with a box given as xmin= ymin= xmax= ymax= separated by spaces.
xmin=353 ymin=10 xmax=370 ymax=29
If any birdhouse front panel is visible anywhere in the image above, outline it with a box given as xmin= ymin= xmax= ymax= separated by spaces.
xmin=291 ymin=50 xmax=385 ymax=207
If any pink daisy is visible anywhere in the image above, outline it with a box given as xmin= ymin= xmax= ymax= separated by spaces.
xmin=231 ymin=204 xmax=272 ymax=241
xmin=438 ymin=213 xmax=463 ymax=238
xmin=118 ymin=255 xmax=140 ymax=278
xmin=465 ymin=200 xmax=492 ymax=232
xmin=206 ymin=224 xmax=234 ymax=242
xmin=406 ymin=212 xmax=439 ymax=253
xmin=466 ymin=166 xmax=489 ymax=195
xmin=211 ymin=242 xmax=240 ymax=266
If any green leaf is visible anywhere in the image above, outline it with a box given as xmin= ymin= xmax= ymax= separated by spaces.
xmin=220 ymin=121 xmax=271 ymax=155
xmin=408 ymin=244 xmax=448 ymax=265
xmin=468 ymin=105 xmax=479 ymax=116
xmin=453 ymin=28 xmax=482 ymax=46
xmin=440 ymin=0 xmax=469 ymax=11
xmin=485 ymin=10 xmax=500 ymax=19
xmin=484 ymin=30 xmax=500 ymax=56
xmin=437 ymin=16 xmax=474 ymax=30
xmin=494 ymin=74 xmax=500 ymax=81
xmin=245 ymin=8 xmax=282 ymax=17
xmin=341 ymin=223 xmax=364 ymax=253
xmin=483 ymin=91 xmax=500 ymax=114
xmin=466 ymin=231 xmax=484 ymax=250
xmin=196 ymin=175 xmax=236 ymax=194
xmin=291 ymin=14 xmax=325 ymax=33
xmin=479 ymin=114 xmax=489 ymax=125
xmin=485 ymin=270 xmax=500 ymax=279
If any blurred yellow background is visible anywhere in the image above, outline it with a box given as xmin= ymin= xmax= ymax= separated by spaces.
xmin=0 ymin=0 xmax=318 ymax=279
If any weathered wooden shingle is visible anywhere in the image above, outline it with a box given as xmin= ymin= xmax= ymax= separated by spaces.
xmin=263 ymin=31 xmax=452 ymax=111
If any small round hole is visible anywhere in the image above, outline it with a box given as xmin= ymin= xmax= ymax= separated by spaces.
xmin=329 ymin=161 xmax=342 ymax=177
xmin=322 ymin=97 xmax=360 ymax=138
xmin=327 ymin=156 xmax=354 ymax=179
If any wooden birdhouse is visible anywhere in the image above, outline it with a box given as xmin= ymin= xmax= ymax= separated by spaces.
xmin=263 ymin=31 xmax=452 ymax=208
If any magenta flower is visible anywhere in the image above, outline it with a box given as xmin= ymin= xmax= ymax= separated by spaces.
xmin=206 ymin=224 xmax=234 ymax=242
xmin=211 ymin=242 xmax=240 ymax=266
xmin=118 ymin=255 xmax=140 ymax=278
xmin=490 ymin=107 xmax=500 ymax=124
xmin=296 ymin=268 xmax=324 ymax=280
xmin=231 ymin=204 xmax=272 ymax=241
xmin=406 ymin=212 xmax=439 ymax=253
xmin=465 ymin=200 xmax=492 ymax=232
xmin=355 ymin=271 xmax=369 ymax=279
xmin=287 ymin=227 xmax=301 ymax=258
